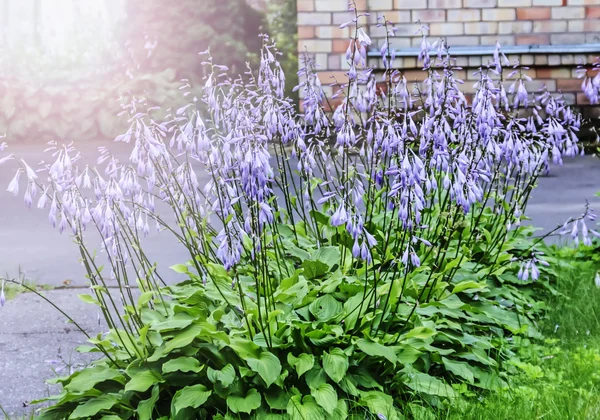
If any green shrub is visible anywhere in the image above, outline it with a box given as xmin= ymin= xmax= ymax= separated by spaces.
xmin=33 ymin=203 xmax=551 ymax=419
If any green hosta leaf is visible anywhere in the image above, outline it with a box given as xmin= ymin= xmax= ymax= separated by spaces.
xmin=396 ymin=345 xmax=422 ymax=365
xmin=65 ymin=367 xmax=125 ymax=393
xmin=265 ymin=388 xmax=290 ymax=410
xmin=473 ymin=370 xmax=507 ymax=390
xmin=318 ymin=269 xmax=345 ymax=294
xmin=287 ymin=353 xmax=315 ymax=377
xmin=150 ymin=313 xmax=195 ymax=331
xmin=311 ymin=246 xmax=341 ymax=270
xmin=405 ymin=326 xmax=436 ymax=340
xmin=310 ymin=383 xmax=338 ymax=414
xmin=68 ymin=394 xmax=117 ymax=419
xmin=322 ymin=348 xmax=348 ymax=383
xmin=309 ymin=295 xmax=343 ymax=322
xmin=404 ymin=371 xmax=457 ymax=398
xmin=254 ymin=332 xmax=283 ymax=348
xmin=125 ymin=370 xmax=163 ymax=393
xmin=442 ymin=357 xmax=474 ymax=383
xmin=36 ymin=406 xmax=70 ymax=420
xmin=302 ymin=260 xmax=329 ymax=279
xmin=78 ymin=294 xmax=101 ymax=306
xmin=283 ymin=240 xmax=311 ymax=260
xmin=351 ymin=368 xmax=383 ymax=391
xmin=359 ymin=391 xmax=399 ymax=420
xmin=149 ymin=323 xmax=202 ymax=361
xmin=356 ymin=338 xmax=397 ymax=365
xmin=339 ymin=376 xmax=359 ymax=397
xmin=208 ymin=364 xmax=236 ymax=387
xmin=162 ymin=356 xmax=203 ymax=374
xmin=331 ymin=399 xmax=348 ymax=420
xmin=171 ymin=384 xmax=212 ymax=415
xmin=474 ymin=303 xmax=522 ymax=333
xmin=287 ymin=395 xmax=324 ymax=420
xmin=137 ymin=385 xmax=160 ymax=420
xmin=137 ymin=291 xmax=154 ymax=309
xmin=170 ymin=264 xmax=189 ymax=274
xmin=247 ymin=351 xmax=282 ymax=387
xmin=452 ymin=280 xmax=488 ymax=294
xmin=226 ymin=388 xmax=262 ymax=414
xmin=275 ymin=273 xmax=308 ymax=305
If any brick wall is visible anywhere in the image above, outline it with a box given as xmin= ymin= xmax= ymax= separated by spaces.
xmin=297 ymin=0 xmax=600 ymax=112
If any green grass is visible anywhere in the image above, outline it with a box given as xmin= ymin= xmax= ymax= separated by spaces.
xmin=2 ymin=268 xmax=54 ymax=301
xmin=434 ymin=249 xmax=600 ymax=420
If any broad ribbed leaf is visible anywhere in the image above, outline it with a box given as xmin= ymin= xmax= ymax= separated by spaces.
xmin=356 ymin=338 xmax=397 ymax=365
xmin=149 ymin=323 xmax=202 ymax=362
xmin=442 ymin=357 xmax=475 ymax=383
xmin=170 ymin=264 xmax=189 ymax=273
xmin=311 ymin=246 xmax=341 ymax=270
xmin=310 ymin=383 xmax=337 ymax=414
xmin=162 ymin=356 xmax=203 ymax=374
xmin=404 ymin=371 xmax=457 ymax=398
xmin=68 ymin=395 xmax=117 ymax=419
xmin=125 ymin=370 xmax=162 ymax=392
xmin=247 ymin=351 xmax=282 ymax=387
xmin=172 ymin=384 xmax=211 ymax=415
xmin=322 ymin=348 xmax=348 ymax=383
xmin=137 ymin=385 xmax=160 ymax=420
xmin=65 ymin=367 xmax=124 ymax=393
xmin=302 ymin=259 xmax=329 ymax=279
xmin=359 ymin=391 xmax=398 ymax=420
xmin=331 ymin=399 xmax=348 ymax=420
xmin=287 ymin=353 xmax=315 ymax=377
xmin=309 ymin=295 xmax=342 ymax=322
xmin=226 ymin=388 xmax=262 ymax=414
xmin=452 ymin=280 xmax=487 ymax=294
xmin=265 ymin=388 xmax=289 ymax=410
xmin=207 ymin=364 xmax=236 ymax=387
xmin=286 ymin=395 xmax=323 ymax=420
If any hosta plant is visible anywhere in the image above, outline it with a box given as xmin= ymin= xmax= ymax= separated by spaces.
xmin=0 ymin=3 xmax=594 ymax=419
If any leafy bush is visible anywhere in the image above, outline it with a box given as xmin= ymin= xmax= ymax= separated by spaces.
xmin=122 ymin=0 xmax=265 ymax=80
xmin=0 ymin=6 xmax=592 ymax=419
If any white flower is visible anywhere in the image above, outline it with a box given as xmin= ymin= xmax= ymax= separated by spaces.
xmin=6 ymin=169 xmax=22 ymax=195
xmin=21 ymin=159 xmax=38 ymax=180
xmin=595 ymin=272 xmax=600 ymax=288
xmin=357 ymin=28 xmax=372 ymax=47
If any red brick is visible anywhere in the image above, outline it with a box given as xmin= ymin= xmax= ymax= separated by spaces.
xmin=577 ymin=93 xmax=590 ymax=105
xmin=536 ymin=68 xmax=552 ymax=78
xmin=584 ymin=20 xmax=600 ymax=32
xmin=558 ymin=79 xmax=584 ymax=92
xmin=323 ymin=97 xmax=344 ymax=112
xmin=332 ymin=39 xmax=349 ymax=53
xmin=587 ymin=7 xmax=600 ymax=18
xmin=401 ymin=70 xmax=428 ymax=82
xmin=516 ymin=7 xmax=551 ymax=19
xmin=536 ymin=68 xmax=571 ymax=79
xmin=318 ymin=71 xmax=349 ymax=85
xmin=298 ymin=26 xmax=315 ymax=39
xmin=516 ymin=34 xmax=550 ymax=45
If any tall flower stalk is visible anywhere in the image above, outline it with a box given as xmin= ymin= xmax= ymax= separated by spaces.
xmin=1 ymin=6 xmax=591 ymax=362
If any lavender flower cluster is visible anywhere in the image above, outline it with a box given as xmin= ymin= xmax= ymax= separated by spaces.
xmin=0 ymin=6 xmax=592 ymax=320
xmin=578 ymin=56 xmax=600 ymax=105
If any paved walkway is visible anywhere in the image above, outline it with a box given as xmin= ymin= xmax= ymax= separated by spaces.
xmin=0 ymin=145 xmax=599 ymax=416
xmin=0 ymin=290 xmax=104 ymax=417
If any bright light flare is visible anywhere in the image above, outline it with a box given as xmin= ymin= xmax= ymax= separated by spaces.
xmin=1 ymin=0 xmax=126 ymax=79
